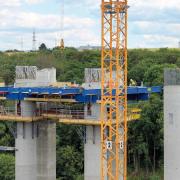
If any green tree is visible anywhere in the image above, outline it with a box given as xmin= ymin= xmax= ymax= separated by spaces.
xmin=128 ymin=94 xmax=163 ymax=177
xmin=39 ymin=43 xmax=47 ymax=51
xmin=56 ymin=124 xmax=84 ymax=180
xmin=143 ymin=64 xmax=177 ymax=86
xmin=57 ymin=146 xmax=83 ymax=180
xmin=0 ymin=154 xmax=15 ymax=180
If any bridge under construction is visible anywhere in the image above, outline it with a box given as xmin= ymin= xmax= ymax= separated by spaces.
xmin=0 ymin=0 xmax=165 ymax=179
xmin=0 ymin=66 xmax=161 ymax=180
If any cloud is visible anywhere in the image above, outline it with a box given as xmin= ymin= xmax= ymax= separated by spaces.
xmin=129 ymin=0 xmax=180 ymax=10
xmin=143 ymin=34 xmax=178 ymax=47
xmin=127 ymin=0 xmax=180 ymax=48
xmin=129 ymin=20 xmax=180 ymax=39
xmin=0 ymin=6 xmax=95 ymax=29
xmin=129 ymin=33 xmax=178 ymax=48
xmin=1 ymin=0 xmax=21 ymax=7
xmin=85 ymin=0 xmax=101 ymax=9
xmin=1 ymin=0 xmax=43 ymax=7
xmin=25 ymin=0 xmax=43 ymax=4
xmin=0 ymin=5 xmax=98 ymax=50
xmin=0 ymin=0 xmax=179 ymax=50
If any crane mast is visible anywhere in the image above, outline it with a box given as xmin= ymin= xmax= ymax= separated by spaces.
xmin=100 ymin=0 xmax=128 ymax=179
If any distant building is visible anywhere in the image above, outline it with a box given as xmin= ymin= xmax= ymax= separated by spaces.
xmin=78 ymin=45 xmax=101 ymax=51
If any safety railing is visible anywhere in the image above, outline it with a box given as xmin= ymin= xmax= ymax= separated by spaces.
xmin=0 ymin=106 xmax=141 ymax=122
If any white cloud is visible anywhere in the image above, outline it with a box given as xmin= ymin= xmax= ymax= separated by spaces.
xmin=1 ymin=0 xmax=21 ymax=7
xmin=143 ymin=34 xmax=178 ymax=47
xmin=0 ymin=7 xmax=95 ymax=29
xmin=14 ymin=12 xmax=95 ymax=30
xmin=0 ymin=0 xmax=179 ymax=50
xmin=86 ymin=0 xmax=101 ymax=9
xmin=80 ymin=0 xmax=180 ymax=11
xmin=129 ymin=0 xmax=180 ymax=10
xmin=25 ymin=0 xmax=43 ymax=4
xmin=128 ymin=33 xmax=179 ymax=48
xmin=0 ymin=6 xmax=98 ymax=50
xmin=0 ymin=0 xmax=43 ymax=7
xmin=127 ymin=0 xmax=180 ymax=48
xmin=131 ymin=20 xmax=180 ymax=37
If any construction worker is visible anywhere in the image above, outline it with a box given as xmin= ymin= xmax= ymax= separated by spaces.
xmin=130 ymin=79 xmax=137 ymax=86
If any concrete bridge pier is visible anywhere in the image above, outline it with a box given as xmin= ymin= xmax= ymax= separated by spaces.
xmin=84 ymin=103 xmax=104 ymax=180
xmin=15 ymin=101 xmax=56 ymax=180
xmin=84 ymin=102 xmax=124 ymax=180
xmin=15 ymin=101 xmax=37 ymax=180
xmin=37 ymin=121 xmax=56 ymax=180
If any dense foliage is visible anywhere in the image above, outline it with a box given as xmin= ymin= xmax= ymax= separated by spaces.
xmin=0 ymin=47 xmax=179 ymax=179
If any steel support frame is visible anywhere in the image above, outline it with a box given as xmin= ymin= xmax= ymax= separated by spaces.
xmin=101 ymin=0 xmax=128 ymax=179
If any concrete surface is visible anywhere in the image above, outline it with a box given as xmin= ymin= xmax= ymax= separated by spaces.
xmin=164 ymin=69 xmax=180 ymax=180
xmin=37 ymin=121 xmax=56 ymax=180
xmin=15 ymin=101 xmax=37 ymax=180
xmin=84 ymin=103 xmax=101 ymax=180
xmin=15 ymin=66 xmax=56 ymax=87
xmin=15 ymin=101 xmax=56 ymax=180
xmin=15 ymin=66 xmax=57 ymax=180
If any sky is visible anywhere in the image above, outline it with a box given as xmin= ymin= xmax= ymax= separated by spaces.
xmin=0 ymin=0 xmax=179 ymax=50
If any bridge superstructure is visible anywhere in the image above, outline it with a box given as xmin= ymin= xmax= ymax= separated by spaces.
xmin=0 ymin=66 xmax=162 ymax=180
xmin=0 ymin=86 xmax=160 ymax=124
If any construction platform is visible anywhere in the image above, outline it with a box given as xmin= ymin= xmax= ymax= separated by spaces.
xmin=0 ymin=108 xmax=141 ymax=124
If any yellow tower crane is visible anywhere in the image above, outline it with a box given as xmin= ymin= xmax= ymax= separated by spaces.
xmin=100 ymin=0 xmax=128 ymax=179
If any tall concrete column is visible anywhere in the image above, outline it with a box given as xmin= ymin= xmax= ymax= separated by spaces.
xmin=15 ymin=101 xmax=37 ymax=180
xmin=84 ymin=103 xmax=102 ymax=180
xmin=84 ymin=103 xmax=123 ymax=180
xmin=164 ymin=69 xmax=180 ymax=180
xmin=15 ymin=101 xmax=56 ymax=180
xmin=37 ymin=121 xmax=56 ymax=180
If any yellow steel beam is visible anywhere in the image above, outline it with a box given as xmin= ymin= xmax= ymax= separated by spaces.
xmin=56 ymin=115 xmax=140 ymax=125
xmin=42 ymin=113 xmax=73 ymax=119
xmin=58 ymin=119 xmax=101 ymax=126
xmin=0 ymin=111 xmax=140 ymax=124
xmin=43 ymin=113 xmax=140 ymax=125
xmin=129 ymin=108 xmax=141 ymax=113
xmin=128 ymin=114 xmax=140 ymax=122
xmin=24 ymin=98 xmax=77 ymax=103
xmin=0 ymin=115 xmax=43 ymax=122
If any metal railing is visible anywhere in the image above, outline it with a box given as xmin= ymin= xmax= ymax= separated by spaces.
xmin=0 ymin=106 xmax=15 ymax=115
xmin=0 ymin=106 xmax=141 ymax=122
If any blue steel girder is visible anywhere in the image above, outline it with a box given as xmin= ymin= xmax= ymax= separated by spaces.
xmin=0 ymin=86 xmax=162 ymax=103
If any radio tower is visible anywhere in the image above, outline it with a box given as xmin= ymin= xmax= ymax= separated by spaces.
xmin=32 ymin=29 xmax=36 ymax=51
xmin=100 ymin=0 xmax=128 ymax=179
